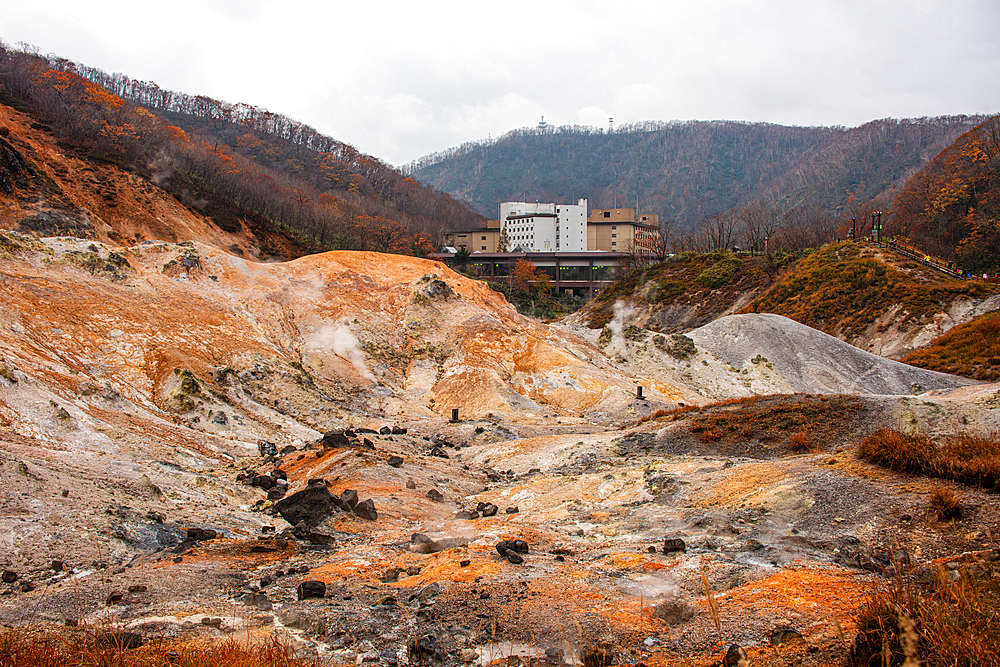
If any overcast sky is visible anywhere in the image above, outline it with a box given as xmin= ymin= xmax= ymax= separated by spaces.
xmin=5 ymin=0 xmax=999 ymax=166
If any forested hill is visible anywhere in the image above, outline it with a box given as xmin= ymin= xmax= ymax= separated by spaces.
xmin=407 ymin=117 xmax=982 ymax=231
xmin=889 ymin=115 xmax=1000 ymax=273
xmin=0 ymin=43 xmax=483 ymax=257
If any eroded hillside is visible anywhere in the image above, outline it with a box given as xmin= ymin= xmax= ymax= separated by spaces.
xmin=1 ymin=237 xmax=998 ymax=667
xmin=571 ymin=244 xmax=1000 ymax=363
xmin=0 ymin=103 xmax=306 ymax=258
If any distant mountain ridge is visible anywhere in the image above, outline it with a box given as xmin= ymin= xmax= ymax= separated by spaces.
xmin=407 ymin=117 xmax=984 ymax=231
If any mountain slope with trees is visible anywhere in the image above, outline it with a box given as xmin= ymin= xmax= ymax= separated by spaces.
xmin=408 ymin=117 xmax=983 ymax=244
xmin=888 ymin=115 xmax=1000 ymax=272
xmin=0 ymin=42 xmax=483 ymax=258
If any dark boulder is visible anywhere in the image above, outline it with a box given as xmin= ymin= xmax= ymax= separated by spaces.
xmin=340 ymin=489 xmax=359 ymax=509
xmin=186 ymin=527 xmax=218 ymax=541
xmin=722 ymin=644 xmax=748 ymax=667
xmin=321 ymin=430 xmax=352 ymax=448
xmin=408 ymin=633 xmax=445 ymax=663
xmin=251 ymin=475 xmax=274 ymax=490
xmin=354 ymin=498 xmax=378 ymax=521
xmin=296 ymin=580 xmax=326 ymax=600
xmin=663 ymin=537 xmax=686 ymax=554
xmin=273 ymin=484 xmax=341 ymax=528
xmin=387 ymin=456 xmax=404 ymax=468
xmin=258 ymin=441 xmax=278 ymax=457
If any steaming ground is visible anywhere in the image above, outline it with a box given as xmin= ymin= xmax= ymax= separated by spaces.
xmin=1 ymin=238 xmax=998 ymax=666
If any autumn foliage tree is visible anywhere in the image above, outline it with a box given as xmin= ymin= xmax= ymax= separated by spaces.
xmin=891 ymin=115 xmax=1000 ymax=272
xmin=0 ymin=41 xmax=482 ymax=258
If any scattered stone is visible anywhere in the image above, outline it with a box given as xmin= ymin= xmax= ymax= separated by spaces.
xmin=426 ymin=489 xmax=443 ymax=502
xmin=663 ymin=537 xmax=686 ymax=554
xmin=380 ymin=567 xmax=402 ymax=583
xmin=427 ymin=445 xmax=449 ymax=459
xmin=251 ymin=475 xmax=274 ymax=490
xmin=506 ymin=506 xmax=519 ymax=514
xmin=278 ymin=607 xmax=326 ymax=635
xmin=380 ymin=426 xmax=392 ymax=435
xmin=743 ymin=539 xmax=764 ymax=551
xmin=187 ymin=527 xmax=218 ymax=541
xmin=387 ymin=456 xmax=404 ymax=468
xmin=296 ymin=580 xmax=326 ymax=600
xmin=770 ymin=626 xmax=805 ymax=646
xmin=19 ymin=581 xmax=34 ymax=592
xmin=306 ymin=529 xmax=337 ymax=545
xmin=406 ymin=565 xmax=421 ymax=576
xmin=322 ymin=430 xmax=352 ymax=448
xmin=245 ymin=592 xmax=272 ymax=610
xmin=106 ymin=592 xmax=124 ymax=605
xmin=391 ymin=426 xmax=406 ymax=435
xmin=505 ymin=551 xmax=523 ymax=564
xmin=653 ymin=598 xmax=694 ymax=625
xmin=61 ymin=489 xmax=70 ymax=498
xmin=2 ymin=571 xmax=19 ymax=583
xmin=354 ymin=498 xmax=378 ymax=521
xmin=459 ymin=559 xmax=471 ymax=567
xmin=201 ymin=617 xmax=223 ymax=628
xmin=406 ymin=479 xmax=417 ymax=489
xmin=172 ymin=556 xmax=183 ymax=563
xmin=51 ymin=560 xmax=64 ymax=572
xmin=273 ymin=483 xmax=342 ymax=527
xmin=646 ymin=546 xmax=657 ymax=554
xmin=722 ymin=644 xmax=749 ymax=667
xmin=280 ymin=444 xmax=297 ymax=454
xmin=455 ymin=509 xmax=479 ymax=520
xmin=481 ymin=503 xmax=499 ymax=517
xmin=341 ymin=489 xmax=359 ymax=509
xmin=407 ymin=634 xmax=445 ymax=663
xmin=416 ymin=582 xmax=442 ymax=599
xmin=128 ymin=584 xmax=147 ymax=593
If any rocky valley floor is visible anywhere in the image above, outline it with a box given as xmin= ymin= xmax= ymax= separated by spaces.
xmin=1 ymin=236 xmax=998 ymax=666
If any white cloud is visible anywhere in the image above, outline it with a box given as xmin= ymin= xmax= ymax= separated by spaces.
xmin=4 ymin=0 xmax=999 ymax=165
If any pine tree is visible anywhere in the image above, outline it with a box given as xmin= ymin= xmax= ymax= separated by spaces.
xmin=497 ymin=225 xmax=510 ymax=253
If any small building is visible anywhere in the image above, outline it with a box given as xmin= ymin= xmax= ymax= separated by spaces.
xmin=587 ymin=208 xmax=659 ymax=252
xmin=443 ymin=219 xmax=502 ymax=252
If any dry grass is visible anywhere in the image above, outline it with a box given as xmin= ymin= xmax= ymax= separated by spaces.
xmin=850 ymin=563 xmax=1000 ymax=667
xmin=902 ymin=312 xmax=1000 ymax=381
xmin=857 ymin=428 xmax=1000 ymax=489
xmin=0 ymin=630 xmax=315 ymax=667
xmin=789 ymin=430 xmax=810 ymax=452
xmin=745 ymin=242 xmax=996 ymax=342
xmin=928 ymin=486 xmax=962 ymax=521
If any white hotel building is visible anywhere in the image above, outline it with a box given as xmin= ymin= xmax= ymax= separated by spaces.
xmin=500 ymin=199 xmax=588 ymax=252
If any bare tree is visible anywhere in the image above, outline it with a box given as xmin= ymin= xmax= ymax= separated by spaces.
xmin=698 ymin=210 xmax=739 ymax=252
